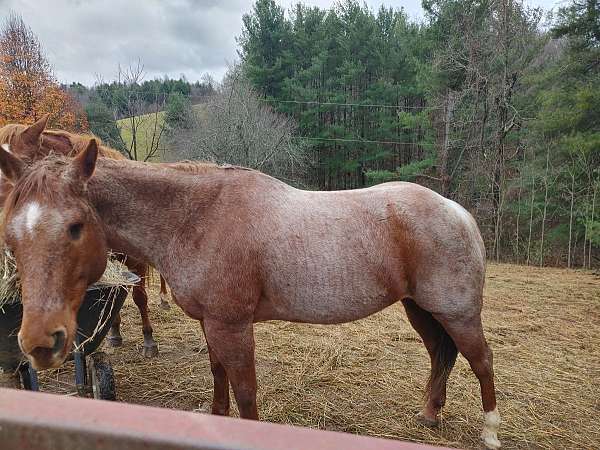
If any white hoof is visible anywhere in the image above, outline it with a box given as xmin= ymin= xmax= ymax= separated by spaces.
xmin=481 ymin=435 xmax=501 ymax=450
xmin=481 ymin=407 xmax=501 ymax=449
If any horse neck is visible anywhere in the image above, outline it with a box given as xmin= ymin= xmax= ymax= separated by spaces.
xmin=88 ymin=159 xmax=223 ymax=268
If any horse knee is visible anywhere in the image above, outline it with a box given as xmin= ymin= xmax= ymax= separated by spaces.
xmin=210 ymin=360 xmax=227 ymax=379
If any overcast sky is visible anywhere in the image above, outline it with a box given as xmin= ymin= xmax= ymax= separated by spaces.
xmin=1 ymin=0 xmax=563 ymax=86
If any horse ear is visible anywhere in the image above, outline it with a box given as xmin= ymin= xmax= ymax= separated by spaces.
xmin=21 ymin=115 xmax=49 ymax=146
xmin=0 ymin=144 xmax=25 ymax=184
xmin=72 ymin=139 xmax=98 ymax=181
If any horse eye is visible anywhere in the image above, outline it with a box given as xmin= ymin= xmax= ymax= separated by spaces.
xmin=68 ymin=223 xmax=83 ymax=240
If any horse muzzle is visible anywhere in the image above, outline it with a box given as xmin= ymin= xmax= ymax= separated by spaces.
xmin=18 ymin=327 xmax=69 ymax=370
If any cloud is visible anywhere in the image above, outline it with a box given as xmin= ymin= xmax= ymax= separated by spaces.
xmin=1 ymin=0 xmax=559 ymax=86
xmin=2 ymin=0 xmax=252 ymax=85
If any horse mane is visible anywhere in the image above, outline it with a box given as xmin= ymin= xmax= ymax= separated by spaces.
xmin=0 ymin=124 xmax=22 ymax=147
xmin=162 ymin=160 xmax=254 ymax=175
xmin=0 ymin=123 xmax=125 ymax=161
xmin=0 ymin=124 xmax=257 ymax=176
xmin=42 ymin=129 xmax=126 ymax=160
xmin=162 ymin=160 xmax=220 ymax=174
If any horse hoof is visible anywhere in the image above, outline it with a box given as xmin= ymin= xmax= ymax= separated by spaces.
xmin=159 ymin=301 xmax=171 ymax=310
xmin=416 ymin=411 xmax=439 ymax=428
xmin=212 ymin=407 xmax=230 ymax=416
xmin=141 ymin=344 xmax=159 ymax=358
xmin=482 ymin=436 xmax=501 ymax=450
xmin=106 ymin=336 xmax=123 ymax=347
xmin=195 ymin=401 xmax=211 ymax=414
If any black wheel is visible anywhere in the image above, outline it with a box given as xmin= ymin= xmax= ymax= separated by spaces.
xmin=87 ymin=352 xmax=116 ymax=400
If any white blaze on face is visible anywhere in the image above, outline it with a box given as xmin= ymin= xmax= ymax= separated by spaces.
xmin=1 ymin=143 xmax=10 ymax=153
xmin=11 ymin=201 xmax=45 ymax=240
xmin=25 ymin=202 xmax=43 ymax=233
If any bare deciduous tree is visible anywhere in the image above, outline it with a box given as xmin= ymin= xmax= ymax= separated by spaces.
xmin=97 ymin=61 xmax=166 ymax=161
xmin=167 ymin=66 xmax=309 ymax=184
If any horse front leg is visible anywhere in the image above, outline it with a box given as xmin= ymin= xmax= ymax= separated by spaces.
xmin=200 ymin=320 xmax=230 ymax=415
xmin=202 ymin=318 xmax=258 ymax=419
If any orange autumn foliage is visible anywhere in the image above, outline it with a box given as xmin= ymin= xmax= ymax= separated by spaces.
xmin=0 ymin=13 xmax=87 ymax=130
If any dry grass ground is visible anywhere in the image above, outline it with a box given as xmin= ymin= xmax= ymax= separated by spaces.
xmin=39 ymin=263 xmax=600 ymax=449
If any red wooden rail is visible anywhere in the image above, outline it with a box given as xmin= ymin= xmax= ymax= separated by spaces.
xmin=0 ymin=388 xmax=453 ymax=450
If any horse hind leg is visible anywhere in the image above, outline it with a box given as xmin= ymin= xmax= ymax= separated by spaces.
xmin=106 ymin=312 xmax=123 ymax=347
xmin=131 ymin=283 xmax=159 ymax=358
xmin=434 ymin=311 xmax=501 ymax=450
xmin=125 ymin=262 xmax=159 ymax=358
xmin=159 ymin=275 xmax=171 ymax=310
xmin=402 ymin=298 xmax=458 ymax=427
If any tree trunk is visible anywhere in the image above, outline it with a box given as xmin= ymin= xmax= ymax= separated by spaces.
xmin=589 ymin=181 xmax=597 ymax=268
xmin=527 ymin=173 xmax=535 ymax=266
xmin=539 ymin=144 xmax=550 ymax=267
xmin=568 ymin=168 xmax=575 ymax=268
xmin=438 ymin=90 xmax=455 ymax=197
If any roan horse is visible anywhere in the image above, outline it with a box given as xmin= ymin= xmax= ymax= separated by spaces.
xmin=0 ymin=117 xmax=171 ymax=358
xmin=0 ymin=140 xmax=501 ymax=449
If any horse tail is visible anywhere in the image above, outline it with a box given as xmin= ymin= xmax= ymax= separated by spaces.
xmin=425 ymin=322 xmax=458 ymax=400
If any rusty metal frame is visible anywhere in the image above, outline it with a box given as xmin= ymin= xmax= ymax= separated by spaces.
xmin=0 ymin=388 xmax=452 ymax=450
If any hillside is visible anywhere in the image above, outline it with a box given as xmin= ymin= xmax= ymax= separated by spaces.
xmin=117 ymin=104 xmax=204 ymax=162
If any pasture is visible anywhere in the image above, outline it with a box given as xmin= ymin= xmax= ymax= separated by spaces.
xmin=116 ymin=111 xmax=166 ymax=162
xmin=39 ymin=263 xmax=599 ymax=449
xmin=117 ymin=104 xmax=205 ymax=161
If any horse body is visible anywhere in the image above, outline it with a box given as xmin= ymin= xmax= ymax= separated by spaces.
xmin=87 ymin=162 xmax=465 ymax=323
xmin=259 ymin=183 xmax=484 ymax=324
xmin=0 ymin=143 xmax=501 ymax=449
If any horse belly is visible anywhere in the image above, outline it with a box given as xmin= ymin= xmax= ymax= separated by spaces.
xmin=256 ymin=254 xmax=401 ymax=324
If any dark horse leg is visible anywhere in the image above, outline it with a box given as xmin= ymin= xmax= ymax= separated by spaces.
xmin=435 ymin=312 xmax=500 ymax=450
xmin=200 ymin=320 xmax=230 ymax=415
xmin=158 ymin=275 xmax=171 ymax=310
xmin=106 ymin=259 xmax=158 ymax=358
xmin=402 ymin=298 xmax=457 ymax=427
xmin=106 ymin=310 xmax=123 ymax=347
xmin=130 ymin=262 xmax=159 ymax=358
xmin=202 ymin=318 xmax=258 ymax=419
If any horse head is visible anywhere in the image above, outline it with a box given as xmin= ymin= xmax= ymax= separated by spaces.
xmin=0 ymin=140 xmax=108 ymax=370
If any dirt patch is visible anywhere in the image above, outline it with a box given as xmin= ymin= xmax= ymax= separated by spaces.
xmin=38 ymin=263 xmax=600 ymax=449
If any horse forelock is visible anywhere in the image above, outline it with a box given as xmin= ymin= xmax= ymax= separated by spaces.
xmin=1 ymin=155 xmax=78 ymax=228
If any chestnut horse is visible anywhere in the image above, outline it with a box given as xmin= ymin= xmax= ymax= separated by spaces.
xmin=0 ymin=117 xmax=171 ymax=358
xmin=0 ymin=141 xmax=501 ymax=449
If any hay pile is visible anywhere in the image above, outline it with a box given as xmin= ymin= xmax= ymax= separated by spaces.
xmin=38 ymin=263 xmax=600 ymax=449
xmin=0 ymin=250 xmax=136 ymax=308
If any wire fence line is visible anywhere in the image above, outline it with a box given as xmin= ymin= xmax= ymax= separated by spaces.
xmin=292 ymin=136 xmax=429 ymax=146
xmin=258 ymin=98 xmax=440 ymax=110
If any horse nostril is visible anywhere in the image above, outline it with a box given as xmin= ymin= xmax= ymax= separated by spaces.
xmin=51 ymin=330 xmax=66 ymax=356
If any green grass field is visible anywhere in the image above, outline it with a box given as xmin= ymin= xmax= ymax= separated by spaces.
xmin=117 ymin=110 xmax=166 ymax=162
xmin=117 ymin=104 xmax=204 ymax=162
